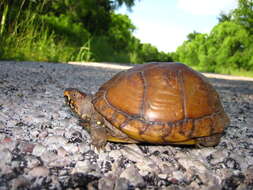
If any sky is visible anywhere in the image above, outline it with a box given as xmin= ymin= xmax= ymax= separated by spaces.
xmin=116 ymin=0 xmax=238 ymax=52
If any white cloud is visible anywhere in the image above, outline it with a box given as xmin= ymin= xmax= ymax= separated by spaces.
xmin=177 ymin=0 xmax=237 ymax=15
xmin=132 ymin=19 xmax=191 ymax=52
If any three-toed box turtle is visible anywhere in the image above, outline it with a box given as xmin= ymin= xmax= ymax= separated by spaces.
xmin=64 ymin=62 xmax=230 ymax=148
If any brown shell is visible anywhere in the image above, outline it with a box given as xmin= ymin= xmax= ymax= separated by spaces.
xmin=92 ymin=62 xmax=229 ymax=144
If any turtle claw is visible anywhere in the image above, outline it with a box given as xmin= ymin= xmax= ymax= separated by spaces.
xmin=91 ymin=140 xmax=106 ymax=153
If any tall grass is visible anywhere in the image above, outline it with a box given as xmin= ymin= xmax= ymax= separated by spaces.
xmin=0 ymin=0 xmax=92 ymax=62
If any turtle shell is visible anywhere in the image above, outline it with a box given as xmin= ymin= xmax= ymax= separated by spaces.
xmin=92 ymin=62 xmax=229 ymax=144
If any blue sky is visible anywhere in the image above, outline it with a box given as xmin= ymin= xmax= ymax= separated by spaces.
xmin=116 ymin=0 xmax=238 ymax=52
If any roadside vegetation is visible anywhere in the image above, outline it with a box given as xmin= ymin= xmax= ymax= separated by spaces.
xmin=174 ymin=0 xmax=253 ymax=76
xmin=0 ymin=0 xmax=172 ymax=64
xmin=0 ymin=0 xmax=252 ymax=76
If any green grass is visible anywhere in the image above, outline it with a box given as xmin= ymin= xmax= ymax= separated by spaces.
xmin=0 ymin=5 xmax=92 ymax=63
xmin=191 ymin=65 xmax=253 ymax=78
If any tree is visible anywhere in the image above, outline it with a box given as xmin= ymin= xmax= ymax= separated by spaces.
xmin=218 ymin=12 xmax=232 ymax=22
xmin=176 ymin=33 xmax=207 ymax=68
xmin=107 ymin=13 xmax=135 ymax=51
xmin=207 ymin=21 xmax=252 ymax=71
xmin=232 ymin=0 xmax=253 ymax=34
xmin=187 ymin=31 xmax=201 ymax=41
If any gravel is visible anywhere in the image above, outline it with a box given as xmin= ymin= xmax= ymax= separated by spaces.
xmin=0 ymin=61 xmax=253 ymax=189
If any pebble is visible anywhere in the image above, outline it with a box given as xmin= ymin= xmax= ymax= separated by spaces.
xmin=71 ymin=160 xmax=94 ymax=174
xmin=32 ymin=143 xmax=47 ymax=156
xmin=0 ymin=164 xmax=13 ymax=175
xmin=208 ymin=150 xmax=229 ymax=165
xmin=48 ymin=156 xmax=72 ymax=167
xmin=0 ymin=138 xmax=17 ymax=152
xmin=57 ymin=146 xmax=68 ymax=157
xmin=28 ymin=166 xmax=50 ymax=177
xmin=98 ymin=174 xmax=116 ymax=190
xmin=25 ymin=155 xmax=41 ymax=169
xmin=78 ymin=142 xmax=91 ymax=154
xmin=19 ymin=142 xmax=35 ymax=153
xmin=38 ymin=130 xmax=49 ymax=139
xmin=44 ymin=135 xmax=68 ymax=150
xmin=177 ymin=157 xmax=208 ymax=173
xmin=114 ymin=177 xmax=130 ymax=190
xmin=64 ymin=143 xmax=79 ymax=154
xmin=0 ymin=148 xmax=12 ymax=164
xmin=120 ymin=164 xmax=144 ymax=186
xmin=10 ymin=176 xmax=30 ymax=190
xmin=245 ymin=167 xmax=253 ymax=184
xmin=40 ymin=151 xmax=58 ymax=164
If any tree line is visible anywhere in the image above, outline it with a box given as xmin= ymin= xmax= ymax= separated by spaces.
xmin=173 ymin=0 xmax=253 ymax=74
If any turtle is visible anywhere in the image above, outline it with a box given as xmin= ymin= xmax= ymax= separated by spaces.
xmin=64 ymin=62 xmax=230 ymax=149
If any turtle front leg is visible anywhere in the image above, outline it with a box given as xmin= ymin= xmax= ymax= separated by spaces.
xmin=90 ymin=122 xmax=108 ymax=150
xmin=89 ymin=121 xmax=138 ymax=150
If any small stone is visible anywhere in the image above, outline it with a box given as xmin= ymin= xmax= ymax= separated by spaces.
xmin=28 ymin=166 xmax=50 ymax=177
xmin=171 ymin=171 xmax=185 ymax=182
xmin=0 ymin=133 xmax=6 ymax=142
xmin=120 ymin=164 xmax=144 ymax=186
xmin=0 ymin=138 xmax=16 ymax=152
xmin=53 ymin=128 xmax=66 ymax=137
xmin=50 ymin=175 xmax=62 ymax=190
xmin=177 ymin=157 xmax=207 ymax=173
xmin=1 ymin=137 xmax=12 ymax=143
xmin=38 ymin=130 xmax=48 ymax=139
xmin=40 ymin=151 xmax=57 ymax=164
xmin=64 ymin=143 xmax=79 ymax=154
xmin=158 ymin=173 xmax=168 ymax=180
xmin=78 ymin=142 xmax=90 ymax=154
xmin=135 ymin=160 xmax=161 ymax=176
xmin=245 ymin=167 xmax=253 ymax=184
xmin=20 ymin=142 xmax=35 ymax=153
xmin=25 ymin=155 xmax=41 ymax=169
xmin=98 ymin=174 xmax=116 ymax=190
xmin=0 ymin=164 xmax=13 ymax=175
xmin=208 ymin=150 xmax=229 ymax=165
xmin=0 ymin=148 xmax=12 ymax=164
xmin=114 ymin=178 xmax=130 ymax=190
xmin=44 ymin=135 xmax=68 ymax=150
xmin=32 ymin=143 xmax=47 ymax=157
xmin=109 ymin=150 xmax=122 ymax=160
xmin=10 ymin=175 xmax=30 ymax=190
xmin=48 ymin=156 xmax=72 ymax=168
xmin=71 ymin=160 xmax=94 ymax=174
xmin=120 ymin=145 xmax=146 ymax=163
xmin=57 ymin=147 xmax=68 ymax=157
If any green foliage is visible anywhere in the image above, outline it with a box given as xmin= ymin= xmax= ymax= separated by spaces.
xmin=42 ymin=14 xmax=90 ymax=46
xmin=106 ymin=13 xmax=135 ymax=51
xmin=175 ymin=0 xmax=253 ymax=74
xmin=233 ymin=0 xmax=253 ymax=34
xmin=0 ymin=0 xmax=169 ymax=64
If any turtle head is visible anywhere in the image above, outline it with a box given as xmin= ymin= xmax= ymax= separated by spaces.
xmin=64 ymin=88 xmax=93 ymax=121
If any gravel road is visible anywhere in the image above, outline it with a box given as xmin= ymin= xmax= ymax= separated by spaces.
xmin=0 ymin=61 xmax=253 ymax=190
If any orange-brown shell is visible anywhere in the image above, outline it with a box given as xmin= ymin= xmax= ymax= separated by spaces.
xmin=92 ymin=62 xmax=229 ymax=144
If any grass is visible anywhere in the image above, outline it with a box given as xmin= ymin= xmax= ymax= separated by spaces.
xmin=191 ymin=65 xmax=253 ymax=78
xmin=0 ymin=2 xmax=92 ymax=63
